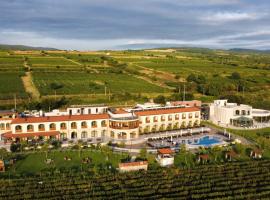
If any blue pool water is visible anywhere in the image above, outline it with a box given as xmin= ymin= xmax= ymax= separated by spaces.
xmin=192 ymin=136 xmax=222 ymax=146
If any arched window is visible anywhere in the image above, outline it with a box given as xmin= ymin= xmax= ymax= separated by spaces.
xmin=159 ymin=124 xmax=165 ymax=131
xmin=118 ymin=132 xmax=127 ymax=139
xmin=182 ymin=113 xmax=186 ymax=119
xmin=110 ymin=131 xmax=115 ymax=138
xmin=236 ymin=110 xmax=240 ymax=115
xmin=27 ymin=124 xmax=34 ymax=132
xmin=81 ymin=131 xmax=88 ymax=139
xmin=101 ymin=120 xmax=107 ymax=127
xmin=0 ymin=123 xmax=5 ymax=130
xmin=15 ymin=125 xmax=22 ymax=132
xmin=168 ymin=115 xmax=172 ymax=121
xmin=188 ymin=121 xmax=193 ymax=127
xmin=151 ymin=125 xmax=158 ymax=132
xmin=71 ymin=122 xmax=77 ymax=129
xmin=6 ymin=123 xmax=10 ymax=130
xmin=60 ymin=123 xmax=66 ymax=130
xmin=81 ymin=121 xmax=87 ymax=128
xmin=101 ymin=130 xmax=106 ymax=137
xmin=91 ymin=121 xmax=97 ymax=128
xmin=38 ymin=124 xmax=45 ymax=131
xmin=173 ymin=122 xmax=179 ymax=129
xmin=181 ymin=121 xmax=186 ymax=128
xmin=91 ymin=130 xmax=97 ymax=137
xmin=130 ymin=132 xmax=136 ymax=139
xmin=71 ymin=132 xmax=77 ymax=139
xmin=49 ymin=123 xmax=56 ymax=130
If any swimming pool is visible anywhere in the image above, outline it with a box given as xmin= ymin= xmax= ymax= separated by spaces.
xmin=191 ymin=136 xmax=222 ymax=146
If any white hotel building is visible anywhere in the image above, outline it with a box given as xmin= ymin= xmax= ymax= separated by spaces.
xmin=209 ymin=100 xmax=270 ymax=128
xmin=0 ymin=103 xmax=201 ymax=143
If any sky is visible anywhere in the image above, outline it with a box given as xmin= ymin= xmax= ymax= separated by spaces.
xmin=0 ymin=0 xmax=270 ymax=50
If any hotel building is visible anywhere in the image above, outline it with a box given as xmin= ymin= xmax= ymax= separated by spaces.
xmin=1 ymin=103 xmax=201 ymax=143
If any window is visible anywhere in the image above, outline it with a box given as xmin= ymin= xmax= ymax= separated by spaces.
xmin=15 ymin=125 xmax=22 ymax=132
xmin=71 ymin=132 xmax=77 ymax=139
xmin=130 ymin=132 xmax=136 ymax=139
xmin=60 ymin=123 xmax=66 ymax=129
xmin=49 ymin=123 xmax=56 ymax=130
xmin=145 ymin=117 xmax=150 ymax=123
xmin=71 ymin=122 xmax=77 ymax=129
xmin=91 ymin=121 xmax=97 ymax=128
xmin=0 ymin=123 xmax=4 ymax=130
xmin=101 ymin=130 xmax=106 ymax=137
xmin=101 ymin=120 xmax=107 ymax=127
xmin=38 ymin=124 xmax=45 ymax=131
xmin=91 ymin=130 xmax=97 ymax=137
xmin=235 ymin=110 xmax=240 ymax=115
xmin=182 ymin=113 xmax=186 ymax=119
xmin=81 ymin=131 xmax=88 ymax=139
xmin=81 ymin=121 xmax=87 ymax=128
xmin=27 ymin=124 xmax=34 ymax=132
xmin=110 ymin=131 xmax=115 ymax=138
xmin=168 ymin=115 xmax=172 ymax=121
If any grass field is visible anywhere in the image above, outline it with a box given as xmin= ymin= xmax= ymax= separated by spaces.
xmin=33 ymin=72 xmax=167 ymax=95
xmin=12 ymin=150 xmax=127 ymax=174
xmin=0 ymin=72 xmax=27 ymax=99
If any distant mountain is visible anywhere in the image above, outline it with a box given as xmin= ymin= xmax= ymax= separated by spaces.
xmin=229 ymin=48 xmax=270 ymax=54
xmin=0 ymin=44 xmax=58 ymax=51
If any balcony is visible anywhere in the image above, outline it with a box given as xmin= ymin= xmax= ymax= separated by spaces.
xmin=92 ymin=125 xmax=97 ymax=128
xmin=60 ymin=127 xmax=66 ymax=130
xmin=38 ymin=128 xmax=45 ymax=131
xmin=81 ymin=125 xmax=88 ymax=129
xmin=27 ymin=129 xmax=34 ymax=132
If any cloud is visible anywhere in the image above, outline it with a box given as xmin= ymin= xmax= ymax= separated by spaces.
xmin=201 ymin=12 xmax=265 ymax=23
xmin=0 ymin=0 xmax=270 ymax=50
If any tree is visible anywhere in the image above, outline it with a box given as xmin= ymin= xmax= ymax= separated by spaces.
xmin=153 ymin=95 xmax=166 ymax=104
xmin=186 ymin=73 xmax=197 ymax=82
xmin=231 ymin=72 xmax=241 ymax=80
xmin=139 ymin=148 xmax=147 ymax=160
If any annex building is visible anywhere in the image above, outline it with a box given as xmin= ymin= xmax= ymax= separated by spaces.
xmin=209 ymin=100 xmax=270 ymax=128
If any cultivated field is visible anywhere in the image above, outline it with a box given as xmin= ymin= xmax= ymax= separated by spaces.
xmin=0 ymin=48 xmax=269 ymax=108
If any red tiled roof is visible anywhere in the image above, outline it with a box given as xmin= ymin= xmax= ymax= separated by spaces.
xmin=158 ymin=148 xmax=174 ymax=154
xmin=135 ymin=107 xmax=200 ymax=116
xmin=119 ymin=161 xmax=148 ymax=168
xmin=2 ymin=131 xmax=60 ymax=138
xmin=11 ymin=114 xmax=109 ymax=124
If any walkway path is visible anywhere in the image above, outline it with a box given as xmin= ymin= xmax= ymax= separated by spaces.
xmin=21 ymin=71 xmax=40 ymax=100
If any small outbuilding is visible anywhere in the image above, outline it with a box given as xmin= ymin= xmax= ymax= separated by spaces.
xmin=118 ymin=161 xmax=148 ymax=172
xmin=156 ymin=148 xmax=174 ymax=167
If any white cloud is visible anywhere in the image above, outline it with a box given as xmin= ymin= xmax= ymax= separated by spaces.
xmin=201 ymin=12 xmax=264 ymax=23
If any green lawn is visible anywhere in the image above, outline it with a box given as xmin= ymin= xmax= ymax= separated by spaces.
xmin=13 ymin=150 xmax=127 ymax=174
